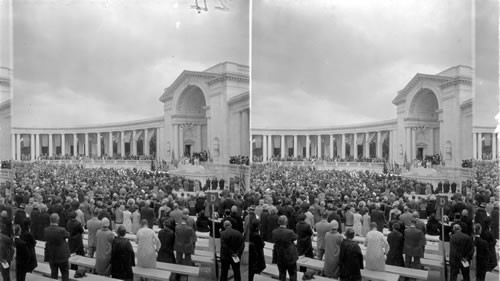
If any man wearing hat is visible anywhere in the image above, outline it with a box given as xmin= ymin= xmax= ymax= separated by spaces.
xmin=272 ymin=215 xmax=298 ymax=281
xmin=474 ymin=202 xmax=488 ymax=231
xmin=403 ymin=219 xmax=425 ymax=269
xmin=386 ymin=222 xmax=404 ymax=266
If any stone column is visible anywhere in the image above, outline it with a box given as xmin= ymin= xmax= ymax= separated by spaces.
xmin=377 ymin=131 xmax=383 ymax=158
xmin=144 ymin=129 xmax=149 ymax=156
xmin=36 ymin=134 xmax=40 ymax=159
xmin=72 ymin=134 xmax=77 ymax=156
xmin=411 ymin=130 xmax=416 ymax=160
xmin=16 ymin=134 xmax=21 ymax=161
xmin=84 ymin=133 xmax=89 ymax=156
xmin=242 ymin=109 xmax=249 ymax=156
xmin=178 ymin=127 xmax=184 ymax=157
xmin=306 ymin=135 xmax=310 ymax=159
xmin=61 ymin=134 xmax=66 ymax=157
xmin=389 ymin=130 xmax=394 ymax=162
xmin=156 ymin=128 xmax=160 ymax=159
xmin=281 ymin=135 xmax=285 ymax=158
xmin=198 ymin=125 xmax=203 ymax=152
xmin=48 ymin=134 xmax=53 ymax=157
xmin=293 ymin=135 xmax=298 ymax=158
xmin=173 ymin=124 xmax=178 ymax=159
xmin=364 ymin=132 xmax=370 ymax=158
xmin=405 ymin=127 xmax=411 ymax=160
xmin=491 ymin=133 xmax=497 ymax=159
xmin=329 ymin=135 xmax=334 ymax=158
xmin=429 ymin=128 xmax=434 ymax=155
xmin=317 ymin=135 xmax=322 ymax=159
xmin=108 ymin=132 xmax=113 ymax=157
xmin=31 ymin=134 xmax=35 ymax=160
xmin=132 ymin=130 xmax=137 ymax=156
xmin=472 ymin=132 xmax=477 ymax=159
xmin=353 ymin=133 xmax=358 ymax=160
xmin=341 ymin=134 xmax=346 ymax=159
xmin=262 ymin=135 xmax=267 ymax=161
xmin=478 ymin=133 xmax=483 ymax=160
xmin=11 ymin=134 xmax=15 ymax=160
xmin=96 ymin=132 xmax=101 ymax=157
xmin=119 ymin=131 xmax=124 ymax=156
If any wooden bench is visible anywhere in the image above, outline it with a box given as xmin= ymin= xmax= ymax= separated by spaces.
xmin=254 ymin=273 xmax=278 ymax=281
xmin=296 ymin=257 xmax=423 ymax=281
xmin=33 ymin=261 xmax=121 ymax=281
xmin=26 ymin=273 xmax=60 ymax=281
xmin=69 ymin=255 xmax=172 ymax=281
xmin=262 ymin=263 xmax=337 ymax=281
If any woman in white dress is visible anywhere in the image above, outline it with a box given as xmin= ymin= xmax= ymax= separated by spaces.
xmin=352 ymin=208 xmax=362 ymax=236
xmin=131 ymin=206 xmax=141 ymax=234
xmin=361 ymin=208 xmax=371 ymax=237
xmin=122 ymin=205 xmax=132 ymax=233
xmin=136 ymin=220 xmax=160 ymax=268
xmin=364 ymin=222 xmax=389 ymax=271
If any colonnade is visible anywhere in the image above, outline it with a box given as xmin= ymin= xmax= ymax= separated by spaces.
xmin=472 ymin=132 xmax=498 ymax=160
xmin=252 ymin=130 xmax=393 ymax=162
xmin=11 ymin=128 xmax=159 ymax=161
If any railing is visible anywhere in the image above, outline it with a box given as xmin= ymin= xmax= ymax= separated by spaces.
xmin=253 ymin=161 xmax=385 ymax=171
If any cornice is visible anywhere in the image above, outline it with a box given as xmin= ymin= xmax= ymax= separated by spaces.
xmin=0 ymin=99 xmax=11 ymax=110
xmin=460 ymin=98 xmax=472 ymax=108
xmin=251 ymin=119 xmax=398 ymax=135
xmin=392 ymin=73 xmax=453 ymax=105
xmin=12 ymin=116 xmax=164 ymax=134
xmin=227 ymin=91 xmax=249 ymax=106
xmin=438 ymin=78 xmax=472 ymax=89
xmin=207 ymin=73 xmax=249 ymax=86
xmin=159 ymin=70 xmax=219 ymax=102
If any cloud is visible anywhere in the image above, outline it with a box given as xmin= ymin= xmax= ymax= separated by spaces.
xmin=252 ymin=0 xmax=472 ymax=128
xmin=12 ymin=0 xmax=249 ymax=127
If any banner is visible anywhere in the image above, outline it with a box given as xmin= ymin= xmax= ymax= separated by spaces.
xmin=381 ymin=131 xmax=389 ymax=141
xmin=124 ymin=131 xmax=132 ymax=143
xmin=147 ymin=129 xmax=156 ymax=142
xmin=273 ymin=136 xmax=281 ymax=148
xmin=356 ymin=134 xmax=364 ymax=145
xmin=135 ymin=130 xmax=144 ymax=141
xmin=254 ymin=136 xmax=262 ymax=148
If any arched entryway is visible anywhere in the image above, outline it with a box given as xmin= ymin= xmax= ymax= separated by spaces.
xmin=408 ymin=89 xmax=440 ymax=161
xmin=175 ymin=85 xmax=208 ymax=158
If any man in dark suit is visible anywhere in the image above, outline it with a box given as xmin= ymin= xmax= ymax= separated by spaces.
xmin=449 ymin=224 xmax=474 ymax=281
xmin=211 ymin=177 xmax=218 ymax=190
xmin=140 ymin=200 xmax=155 ymax=228
xmin=219 ymin=178 xmax=225 ymax=189
xmin=272 ymin=215 xmax=298 ymax=281
xmin=386 ymin=223 xmax=404 ymax=266
xmin=174 ymin=215 xmax=195 ymax=267
xmin=370 ymin=203 xmax=386 ymax=232
xmin=44 ymin=213 xmax=70 ymax=281
xmin=220 ymin=221 xmax=244 ymax=281
xmin=404 ymin=219 xmax=425 ymax=269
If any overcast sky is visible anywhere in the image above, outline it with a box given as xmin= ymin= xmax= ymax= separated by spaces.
xmin=252 ymin=0 xmax=473 ymax=129
xmin=12 ymin=0 xmax=249 ymax=127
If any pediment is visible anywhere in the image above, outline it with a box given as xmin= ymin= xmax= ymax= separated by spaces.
xmin=392 ymin=74 xmax=453 ymax=105
xmin=159 ymin=70 xmax=219 ymax=103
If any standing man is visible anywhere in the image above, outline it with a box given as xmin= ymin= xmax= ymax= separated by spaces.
xmin=315 ymin=212 xmax=331 ymax=260
xmin=370 ymin=203 xmax=385 ymax=232
xmin=272 ymin=215 xmax=298 ymax=281
xmin=174 ymin=216 xmax=195 ymax=267
xmin=449 ymin=224 xmax=474 ymax=281
xmin=339 ymin=229 xmax=363 ymax=281
xmin=86 ymin=210 xmax=103 ymax=258
xmin=323 ymin=221 xmax=342 ymax=278
xmin=220 ymin=221 xmax=244 ymax=281
xmin=403 ymin=219 xmax=425 ymax=269
xmin=44 ymin=213 xmax=70 ymax=281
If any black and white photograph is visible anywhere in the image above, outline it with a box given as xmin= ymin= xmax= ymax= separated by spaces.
xmin=0 ymin=0 xmax=499 ymax=281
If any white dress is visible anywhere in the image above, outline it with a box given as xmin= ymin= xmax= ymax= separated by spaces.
xmin=364 ymin=230 xmax=389 ymax=271
xmin=132 ymin=211 xmax=141 ymax=234
xmin=122 ymin=210 xmax=132 ymax=233
xmin=136 ymin=227 xmax=160 ymax=268
xmin=353 ymin=213 xmax=362 ymax=236
xmin=361 ymin=214 xmax=371 ymax=237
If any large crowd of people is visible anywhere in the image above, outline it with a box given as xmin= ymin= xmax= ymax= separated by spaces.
xmin=0 ymin=160 xmax=498 ymax=281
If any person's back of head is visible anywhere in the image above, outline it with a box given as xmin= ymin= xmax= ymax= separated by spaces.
xmin=345 ymin=228 xmax=355 ymax=239
xmin=453 ymin=224 xmax=462 ymax=233
xmin=278 ymin=215 xmax=287 ymax=226
xmin=50 ymin=213 xmax=59 ymax=225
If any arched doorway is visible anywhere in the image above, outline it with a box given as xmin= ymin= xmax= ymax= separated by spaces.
xmin=175 ymin=85 xmax=208 ymax=158
xmin=408 ymin=89 xmax=440 ymax=161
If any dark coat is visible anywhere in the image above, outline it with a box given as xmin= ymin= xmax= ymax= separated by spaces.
xmin=296 ymin=221 xmax=314 ymax=258
xmin=264 ymin=213 xmax=279 ymax=242
xmin=195 ymin=215 xmax=210 ymax=232
xmin=339 ymin=239 xmax=364 ymax=280
xmin=449 ymin=231 xmax=474 ymax=267
xmin=259 ymin=210 xmax=269 ymax=240
xmin=44 ymin=224 xmax=70 ymax=264
xmin=111 ymin=236 xmax=135 ymax=281
xmin=174 ymin=223 xmax=194 ymax=253
xmin=474 ymin=209 xmax=488 ymax=230
xmin=249 ymin=232 xmax=266 ymax=275
xmin=386 ymin=230 xmax=404 ymax=266
xmin=272 ymin=227 xmax=298 ymax=265
xmin=474 ymin=235 xmax=489 ymax=272
xmin=220 ymin=227 xmax=244 ymax=261
xmin=404 ymin=227 xmax=425 ymax=258
xmin=37 ymin=212 xmax=51 ymax=241
xmin=370 ymin=209 xmax=385 ymax=232
xmin=66 ymin=218 xmax=85 ymax=255
xmin=480 ymin=229 xmax=498 ymax=272
xmin=327 ymin=212 xmax=343 ymax=233
xmin=20 ymin=230 xmax=37 ymax=272
xmin=157 ymin=228 xmax=176 ymax=264
xmin=14 ymin=237 xmax=31 ymax=274
xmin=140 ymin=206 xmax=155 ymax=229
